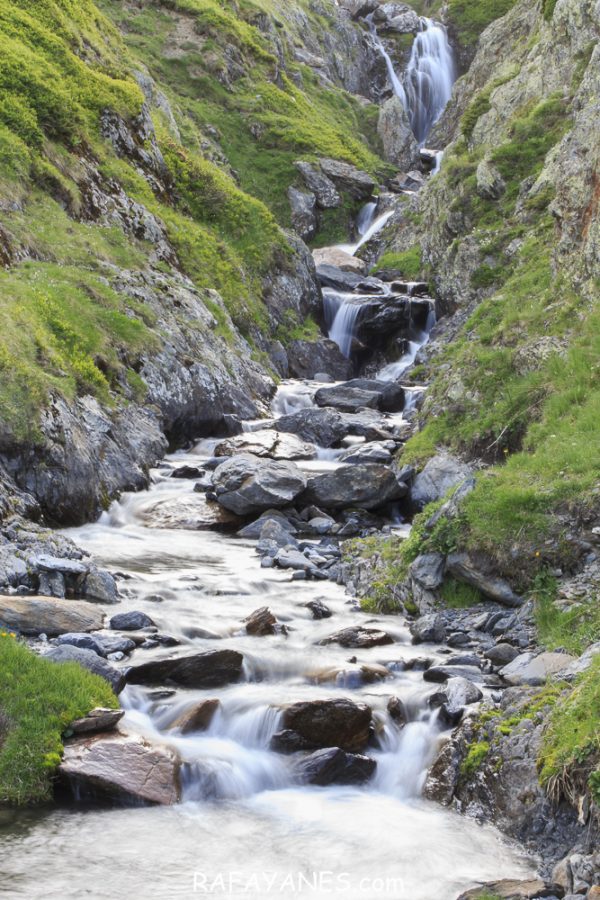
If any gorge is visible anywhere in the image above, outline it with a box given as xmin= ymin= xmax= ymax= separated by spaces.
xmin=0 ymin=1 xmax=598 ymax=899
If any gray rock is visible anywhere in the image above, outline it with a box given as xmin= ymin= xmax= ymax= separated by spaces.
xmin=44 ymin=645 xmax=125 ymax=694
xmin=295 ymin=747 xmax=376 ymax=785
xmin=484 ymin=642 xmax=520 ymax=666
xmin=378 ymin=95 xmax=419 ymax=170
xmin=56 ymin=632 xmax=108 ymax=657
xmin=409 ymin=553 xmax=446 ymax=590
xmin=319 ymin=625 xmax=394 ymax=649
xmin=213 ymin=455 xmax=307 ymax=516
xmin=302 ymin=464 xmax=407 ymax=510
xmin=0 ymin=595 xmax=104 ymax=637
xmin=294 ymin=161 xmax=341 ymax=209
xmin=81 ymin=570 xmax=119 ymax=604
xmin=476 ymin=157 xmax=506 ymax=200
xmin=94 ymin=633 xmax=136 ymax=655
xmin=257 ymin=519 xmax=299 ymax=553
xmin=314 ymin=384 xmax=381 ymax=413
xmin=126 ymin=649 xmax=244 ymax=688
xmin=432 ymin=676 xmax=483 ymax=722
xmin=276 ymin=408 xmax=347 ymax=448
xmin=410 ymin=614 xmax=447 ymax=644
xmin=288 ymin=187 xmax=317 ymax=240
xmin=319 ymin=158 xmax=376 ymax=200
xmin=287 ymin=339 xmax=352 ymax=381
xmin=423 ymin=665 xmax=484 ymax=684
xmin=274 ymin=549 xmax=325 ymax=578
xmin=499 ymin=651 xmax=577 ymax=686
xmin=32 ymin=554 xmax=89 ymax=576
xmin=69 ymin=707 xmax=125 ymax=735
xmin=410 ymin=453 xmax=472 ymax=510
xmin=109 ymin=611 xmax=155 ymax=631
xmin=238 ymin=511 xmax=297 ymax=539
xmin=446 ymin=553 xmax=523 ymax=607
xmin=338 ymin=441 xmax=396 ymax=465
xmin=304 ymin=599 xmax=332 ymax=619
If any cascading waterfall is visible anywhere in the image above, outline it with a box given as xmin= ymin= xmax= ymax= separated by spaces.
xmin=405 ymin=18 xmax=455 ymax=145
xmin=367 ymin=16 xmax=408 ymax=107
xmin=327 ymin=294 xmax=364 ymax=358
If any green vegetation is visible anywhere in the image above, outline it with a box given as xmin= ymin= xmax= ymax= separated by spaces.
xmin=533 ymin=570 xmax=600 ymax=656
xmin=461 ymin=740 xmax=490 ymax=776
xmin=439 ymin=577 xmax=482 ymax=608
xmin=446 ymin=0 xmax=519 ymax=49
xmin=0 ymin=634 xmax=118 ymax=804
xmin=538 ymin=658 xmax=600 ymax=803
xmin=371 ymin=244 xmax=423 ymax=279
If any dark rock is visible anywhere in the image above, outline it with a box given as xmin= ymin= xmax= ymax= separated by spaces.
xmin=410 ymin=614 xmax=446 ymax=644
xmin=270 ymin=729 xmax=315 ymax=754
xmin=56 ymin=632 xmax=108 ymax=657
xmin=110 ymin=611 xmax=155 ymax=631
xmin=279 ymin=698 xmax=372 ymax=752
xmin=169 ymin=699 xmax=220 ymax=734
xmin=287 ymin=339 xmax=352 ymax=381
xmin=244 ymin=606 xmax=278 ymax=636
xmin=423 ymin=665 xmax=483 ymax=684
xmin=170 ymin=465 xmax=204 ymax=479
xmin=276 ymin=408 xmax=347 ymax=448
xmin=69 ymin=707 xmax=125 ymax=735
xmin=485 ymin=643 xmax=520 ymax=666
xmin=304 ymin=599 xmax=332 ymax=619
xmin=213 ymin=454 xmax=307 ymax=516
xmin=387 ymin=696 xmax=408 ymax=726
xmin=44 ymin=645 xmax=125 ymax=694
xmin=447 ymin=553 xmax=523 ymax=608
xmin=319 ymin=626 xmax=394 ymax=649
xmin=314 ymin=385 xmax=381 ymax=413
xmin=126 ymin=649 xmax=243 ymax=688
xmin=295 ymin=747 xmax=376 ymax=786
xmin=302 ymin=464 xmax=407 ymax=511
xmin=409 ymin=553 xmax=446 ymax=590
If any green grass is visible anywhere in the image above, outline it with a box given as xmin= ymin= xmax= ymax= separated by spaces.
xmin=371 ymin=245 xmax=423 ymax=279
xmin=461 ymin=740 xmax=490 ymax=776
xmin=0 ymin=634 xmax=118 ymax=805
xmin=439 ymin=578 xmax=482 ymax=608
xmin=533 ymin=571 xmax=600 ymax=657
xmin=446 ymin=0 xmax=519 ymax=49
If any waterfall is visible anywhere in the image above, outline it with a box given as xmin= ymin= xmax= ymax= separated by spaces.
xmin=328 ymin=295 xmax=364 ymax=358
xmin=378 ymin=302 xmax=436 ymax=380
xmin=405 ymin=18 xmax=456 ymax=145
xmin=367 ymin=17 xmax=408 ymax=108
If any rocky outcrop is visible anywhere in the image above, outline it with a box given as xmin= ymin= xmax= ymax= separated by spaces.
xmin=126 ymin=649 xmax=244 ymax=688
xmin=302 ymin=464 xmax=407 ymax=511
xmin=378 ymin=96 xmax=419 ymax=170
xmin=213 ymin=455 xmax=307 ymax=516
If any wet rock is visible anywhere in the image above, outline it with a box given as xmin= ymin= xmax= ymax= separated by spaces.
xmin=126 ymin=649 xmax=244 ymax=688
xmin=456 ymin=879 xmax=556 ymax=899
xmin=81 ymin=570 xmax=119 ymax=604
xmin=423 ymin=665 xmax=483 ymax=684
xmin=270 ymin=729 xmax=315 ymax=753
xmin=214 ymin=430 xmax=315 ymax=462
xmin=410 ymin=614 xmax=447 ymax=644
xmin=343 ymin=378 xmax=405 ymax=413
xmin=302 ymin=464 xmax=407 ymax=511
xmin=243 ymin=606 xmax=279 ymax=636
xmin=337 ymin=441 xmax=396 ymax=465
xmin=430 ymin=676 xmax=483 ymax=725
xmin=276 ymin=408 xmax=347 ymax=448
xmin=319 ymin=158 xmax=376 ymax=200
xmin=274 ymin=549 xmax=326 ymax=579
xmin=316 ymin=264 xmax=366 ymax=292
xmin=288 ymin=186 xmax=317 ymax=241
xmin=110 ymin=611 xmax=155 ymax=631
xmin=257 ymin=519 xmax=299 ymax=555
xmin=169 ymin=699 xmax=220 ymax=735
xmin=387 ymin=696 xmax=408 ymax=725
xmin=69 ymin=707 xmax=125 ymax=735
xmin=304 ymin=599 xmax=332 ymax=619
xmin=278 ymin=698 xmax=372 ymax=752
xmin=312 ymin=247 xmax=367 ymax=274
xmin=499 ymin=651 xmax=577 ymax=686
xmin=0 ymin=595 xmax=104 ymax=637
xmin=170 ymin=465 xmax=204 ymax=479
xmin=238 ymin=511 xmax=297 ymax=540
xmin=423 ymin=735 xmax=463 ymax=805
xmin=56 ymin=632 xmax=108 ymax=657
xmin=319 ymin=625 xmax=394 ymax=649
xmin=213 ymin=454 xmax=307 ymax=516
xmin=94 ymin=633 xmax=136 ymax=655
xmin=447 ymin=553 xmax=523 ymax=608
xmin=136 ymin=494 xmax=242 ymax=531
xmin=44 ymin=645 xmax=125 ymax=694
xmin=314 ymin=384 xmax=381 ymax=413
xmin=287 ymin=339 xmax=352 ymax=381
xmin=295 ymin=747 xmax=376 ymax=786
xmin=410 ymin=453 xmax=472 ymax=511
xmin=59 ymin=732 xmax=180 ymax=805
xmin=484 ymin=642 xmax=520 ymax=666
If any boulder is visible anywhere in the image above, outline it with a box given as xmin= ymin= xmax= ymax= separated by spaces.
xmin=44 ymin=645 xmax=125 ymax=694
xmin=213 ymin=454 xmax=307 ymax=516
xmin=387 ymin=696 xmax=408 ymax=725
xmin=126 ymin=649 xmax=244 ymax=688
xmin=446 ymin=553 xmax=523 ymax=608
xmin=319 ymin=158 xmax=376 ymax=200
xmin=33 ymin=554 xmax=88 ymax=576
xmin=431 ymin=676 xmax=483 ymax=725
xmin=499 ymin=651 xmax=577 ymax=686
xmin=423 ymin=665 xmax=483 ymax=684
xmin=409 ymin=614 xmax=447 ymax=644
xmin=243 ymin=606 xmax=279 ymax=636
xmin=409 ymin=554 xmax=446 ymax=590
xmin=277 ymin=698 xmax=372 ymax=752
xmin=276 ymin=407 xmax=347 ymax=448
xmin=69 ymin=707 xmax=125 ymax=735
xmin=304 ymin=599 xmax=332 ymax=619
xmin=295 ymin=747 xmax=376 ymax=786
xmin=319 ymin=625 xmax=394 ymax=649
xmin=0 ymin=595 xmax=104 ymax=637
xmin=238 ymin=511 xmax=297 ymax=540
xmin=214 ymin=430 xmax=315 ymax=462
xmin=81 ymin=570 xmax=119 ymax=605
xmin=59 ymin=732 xmax=180 ymax=805
xmin=338 ymin=441 xmax=396 ymax=465
xmin=316 ymin=264 xmax=366 ymax=292
xmin=56 ymin=632 xmax=107 ymax=657
xmin=110 ymin=611 xmax=155 ymax=632
xmin=337 ymin=0 xmax=379 ymax=18
xmin=312 ymin=247 xmax=366 ymax=274
xmin=137 ymin=494 xmax=241 ymax=530
xmin=342 ymin=378 xmax=405 ymax=412
xmin=410 ymin=453 xmax=472 ymax=510
xmin=170 ymin=465 xmax=204 ymax=479
xmin=314 ymin=384 xmax=381 ymax=413
xmin=287 ymin=339 xmax=352 ymax=381
xmin=257 ymin=518 xmax=299 ymax=554
xmin=374 ymin=3 xmax=420 ymax=33
xmin=302 ymin=464 xmax=407 ymax=511
xmin=169 ymin=699 xmax=220 ymax=734
xmin=476 ymin=157 xmax=506 ymax=200
xmin=294 ymin=161 xmax=341 ymax=209
xmin=484 ymin=642 xmax=520 ymax=666
xmin=288 ymin=186 xmax=317 ymax=241
xmin=378 ymin=95 xmax=419 ymax=170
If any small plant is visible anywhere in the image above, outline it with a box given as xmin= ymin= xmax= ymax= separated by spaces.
xmin=461 ymin=740 xmax=490 ymax=777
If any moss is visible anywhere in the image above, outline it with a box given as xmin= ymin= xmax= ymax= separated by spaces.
xmin=371 ymin=245 xmax=422 ymax=279
xmin=541 ymin=0 xmax=558 ymax=22
xmin=461 ymin=740 xmax=490 ymax=776
xmin=0 ymin=634 xmax=118 ymax=805
xmin=446 ymin=0 xmax=519 ymax=49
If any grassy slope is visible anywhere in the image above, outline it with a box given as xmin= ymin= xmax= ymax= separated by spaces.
xmin=0 ymin=634 xmax=117 ymax=804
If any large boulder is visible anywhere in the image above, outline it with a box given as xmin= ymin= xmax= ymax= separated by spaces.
xmin=276 ymin=698 xmax=372 ymax=752
xmin=410 ymin=453 xmax=472 ymax=510
xmin=499 ymin=651 xmax=577 ymax=686
xmin=319 ymin=158 xmax=376 ymax=200
xmin=136 ymin=494 xmax=241 ymax=531
xmin=314 ymin=384 xmax=381 ymax=413
xmin=59 ymin=733 xmax=180 ymax=805
xmin=319 ymin=625 xmax=394 ymax=648
xmin=312 ymin=247 xmax=366 ymax=275
xmin=338 ymin=441 xmax=396 ymax=465
xmin=0 ymin=595 xmax=104 ymax=637
xmin=212 ymin=455 xmax=307 ymax=516
xmin=302 ymin=464 xmax=407 ymax=510
xmin=288 ymin=186 xmax=317 ymax=241
xmin=446 ymin=553 xmax=523 ymax=608
xmin=378 ymin=95 xmax=420 ymax=170
xmin=276 ymin=408 xmax=347 ymax=447
xmin=295 ymin=747 xmax=376 ymax=786
xmin=410 ymin=613 xmax=447 ymax=644
xmin=214 ymin=429 xmax=315 ymax=461
xmin=44 ymin=645 xmax=125 ymax=694
xmin=294 ymin=161 xmax=341 ymax=209
xmin=373 ymin=3 xmax=420 ymax=33
xmin=126 ymin=649 xmax=243 ymax=688
xmin=287 ymin=339 xmax=352 ymax=381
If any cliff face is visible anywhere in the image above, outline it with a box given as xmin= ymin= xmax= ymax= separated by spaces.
xmin=0 ymin=0 xmax=386 ymax=523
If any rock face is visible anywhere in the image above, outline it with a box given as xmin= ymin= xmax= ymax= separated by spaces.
xmin=276 ymin=699 xmax=372 ymax=752
xmin=410 ymin=453 xmax=472 ymax=510
xmin=378 ymin=95 xmax=419 ymax=170
xmin=59 ymin=733 xmax=180 ymax=805
xmin=213 ymin=455 xmax=307 ymax=515
xmin=302 ymin=464 xmax=407 ymax=510
xmin=126 ymin=649 xmax=244 ymax=688
xmin=295 ymin=747 xmax=376 ymax=786
xmin=446 ymin=553 xmax=523 ymax=608
xmin=0 ymin=595 xmax=104 ymax=636
xmin=287 ymin=339 xmax=352 ymax=381
xmin=499 ymin=651 xmax=577 ymax=686
xmin=288 ymin=186 xmax=317 ymax=240
xmin=44 ymin=645 xmax=125 ymax=694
